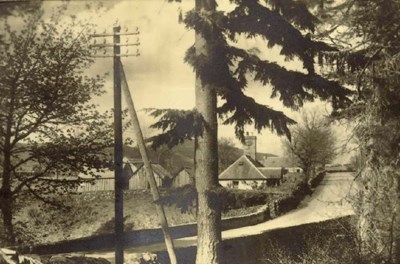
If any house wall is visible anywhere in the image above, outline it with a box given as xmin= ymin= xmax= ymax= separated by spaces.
xmin=128 ymin=168 xmax=163 ymax=190
xmin=220 ymin=180 xmax=266 ymax=190
xmin=172 ymin=170 xmax=193 ymax=188
xmin=76 ymin=165 xmax=168 ymax=192
xmin=287 ymin=167 xmax=303 ymax=173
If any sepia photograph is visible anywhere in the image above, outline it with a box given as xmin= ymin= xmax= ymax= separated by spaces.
xmin=0 ymin=0 xmax=399 ymax=263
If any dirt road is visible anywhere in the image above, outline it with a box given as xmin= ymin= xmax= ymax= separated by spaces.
xmin=87 ymin=172 xmax=357 ymax=260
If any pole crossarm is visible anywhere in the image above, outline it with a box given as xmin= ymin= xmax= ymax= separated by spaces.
xmin=90 ymin=27 xmax=141 ymax=59
xmin=90 ymin=32 xmax=140 ymax=37
xmin=90 ymin=43 xmax=140 ymax=48
xmin=93 ymin=53 xmax=140 ymax=58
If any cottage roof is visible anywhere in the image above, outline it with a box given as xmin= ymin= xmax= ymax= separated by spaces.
xmin=152 ymin=164 xmax=173 ymax=179
xmin=173 ymin=166 xmax=194 ymax=178
xmin=219 ymin=155 xmax=267 ymax=180
xmin=124 ymin=159 xmax=173 ymax=180
xmin=258 ymin=168 xmax=283 ymax=179
xmin=245 ymin=155 xmax=265 ymax=168
xmin=262 ymin=156 xmax=296 ymax=168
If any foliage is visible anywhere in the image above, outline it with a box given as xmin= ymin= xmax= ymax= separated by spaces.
xmin=217 ymin=188 xmax=271 ymax=211
xmin=41 ymin=256 xmax=111 ymax=264
xmin=274 ymin=180 xmax=310 ymax=215
xmin=261 ymin=217 xmax=363 ymax=264
xmin=218 ymin=137 xmax=239 ymax=173
xmin=145 ymin=109 xmax=204 ymax=150
xmin=283 ymin=110 xmax=336 ymax=181
xmin=157 ymin=184 xmax=198 ymax=214
xmin=313 ymin=0 xmax=400 ymax=261
xmin=158 ymin=184 xmax=273 ymax=214
xmin=159 ymin=181 xmax=317 ymax=215
xmin=156 ymin=0 xmax=352 ymax=262
xmin=148 ymin=0 xmax=352 ymax=149
xmin=0 ymin=5 xmax=113 ymax=245
xmin=0 ymin=1 xmax=40 ymax=18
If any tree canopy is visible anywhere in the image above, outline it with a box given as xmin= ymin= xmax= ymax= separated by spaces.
xmin=152 ymin=1 xmax=353 ymax=263
xmin=149 ymin=0 xmax=352 ymax=148
xmin=312 ymin=0 xmax=400 ymax=262
xmin=0 ymin=7 xmax=113 ymax=245
xmin=283 ymin=110 xmax=336 ymax=180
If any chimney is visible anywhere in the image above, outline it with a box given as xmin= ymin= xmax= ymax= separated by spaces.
xmin=243 ymin=132 xmax=257 ymax=160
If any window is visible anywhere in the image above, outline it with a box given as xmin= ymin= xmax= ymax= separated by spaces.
xmin=232 ymin=180 xmax=239 ymax=188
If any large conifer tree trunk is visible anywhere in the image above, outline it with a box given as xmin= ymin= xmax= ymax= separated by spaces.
xmin=356 ymin=82 xmax=400 ymax=263
xmin=194 ymin=1 xmax=221 ymax=263
xmin=357 ymin=156 xmax=400 ymax=263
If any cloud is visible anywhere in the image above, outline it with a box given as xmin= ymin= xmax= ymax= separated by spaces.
xmin=33 ymin=0 xmax=345 ymax=157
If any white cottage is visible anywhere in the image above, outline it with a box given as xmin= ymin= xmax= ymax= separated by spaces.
xmin=218 ymin=134 xmax=284 ymax=190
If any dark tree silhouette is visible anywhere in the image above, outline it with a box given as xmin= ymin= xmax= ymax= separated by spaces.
xmin=149 ymin=0 xmax=352 ymax=262
xmin=0 ymin=7 xmax=113 ymax=245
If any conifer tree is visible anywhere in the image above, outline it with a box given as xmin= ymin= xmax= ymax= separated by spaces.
xmin=150 ymin=0 xmax=351 ymax=262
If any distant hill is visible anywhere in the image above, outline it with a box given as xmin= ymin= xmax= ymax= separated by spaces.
xmin=123 ymin=140 xmax=276 ymax=174
xmin=13 ymin=140 xmax=276 ymax=175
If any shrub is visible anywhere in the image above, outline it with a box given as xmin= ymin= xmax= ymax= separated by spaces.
xmin=159 ymin=185 xmax=271 ymax=214
xmin=310 ymin=171 xmax=325 ymax=188
xmin=157 ymin=185 xmax=197 ymax=213
xmin=218 ymin=188 xmax=271 ymax=211
xmin=261 ymin=217 xmax=364 ymax=264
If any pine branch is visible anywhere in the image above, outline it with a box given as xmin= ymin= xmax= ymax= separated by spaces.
xmin=229 ymin=0 xmax=318 ymax=32
xmin=145 ymin=108 xmax=204 ymax=149
xmin=264 ymin=0 xmax=318 ymax=31
xmin=226 ymin=1 xmax=336 ymax=73
xmin=218 ymin=88 xmax=296 ymax=141
xmin=229 ymin=46 xmax=353 ymax=110
xmin=185 ymin=44 xmax=245 ymax=92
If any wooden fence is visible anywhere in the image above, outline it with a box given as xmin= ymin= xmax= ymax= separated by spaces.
xmin=77 ymin=178 xmax=115 ymax=192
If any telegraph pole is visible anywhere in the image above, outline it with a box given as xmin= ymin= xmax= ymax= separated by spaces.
xmin=113 ymin=25 xmax=124 ymax=264
xmin=91 ymin=24 xmax=140 ymax=264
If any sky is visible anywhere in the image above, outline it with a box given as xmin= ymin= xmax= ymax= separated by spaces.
xmin=22 ymin=0 xmax=354 ymax=160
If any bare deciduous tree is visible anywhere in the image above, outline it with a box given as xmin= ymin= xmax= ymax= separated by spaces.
xmin=283 ymin=111 xmax=336 ymax=182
